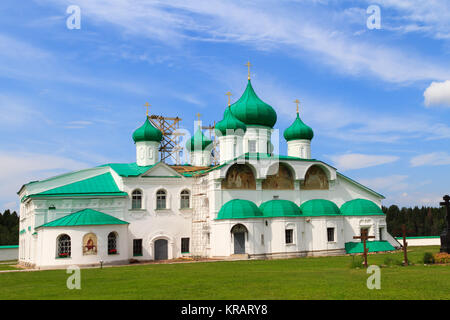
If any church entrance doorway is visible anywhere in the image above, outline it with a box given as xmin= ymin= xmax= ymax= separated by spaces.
xmin=154 ymin=239 xmax=168 ymax=260
xmin=231 ymin=224 xmax=247 ymax=254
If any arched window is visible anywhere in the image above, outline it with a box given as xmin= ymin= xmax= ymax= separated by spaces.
xmin=57 ymin=234 xmax=71 ymax=258
xmin=132 ymin=189 xmax=142 ymax=209
xmin=108 ymin=232 xmax=118 ymax=255
xmin=180 ymin=190 xmax=190 ymax=209
xmin=156 ymin=189 xmax=167 ymax=209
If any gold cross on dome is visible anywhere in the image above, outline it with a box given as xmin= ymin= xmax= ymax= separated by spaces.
xmin=196 ymin=112 xmax=202 ymax=121
xmin=294 ymin=99 xmax=300 ymax=114
xmin=226 ymin=92 xmax=232 ymax=106
xmin=245 ymin=61 xmax=252 ymax=80
xmin=144 ymin=102 xmax=151 ymax=116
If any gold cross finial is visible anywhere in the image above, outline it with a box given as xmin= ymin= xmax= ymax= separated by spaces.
xmin=196 ymin=112 xmax=202 ymax=121
xmin=144 ymin=102 xmax=151 ymax=116
xmin=226 ymin=92 xmax=232 ymax=106
xmin=294 ymin=99 xmax=300 ymax=114
xmin=245 ymin=61 xmax=252 ymax=80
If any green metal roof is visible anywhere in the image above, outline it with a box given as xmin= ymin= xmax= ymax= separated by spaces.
xmin=340 ymin=199 xmax=384 ymax=216
xmin=283 ymin=112 xmax=314 ymax=141
xmin=186 ymin=127 xmax=213 ymax=151
xmin=215 ymin=107 xmax=247 ymax=136
xmin=36 ymin=209 xmax=129 ymax=228
xmin=230 ymin=80 xmax=277 ymax=128
xmin=100 ymin=162 xmax=156 ymax=177
xmin=24 ymin=173 xmax=127 ymax=201
xmin=300 ymin=199 xmax=341 ymax=217
xmin=259 ymin=199 xmax=302 ymax=217
xmin=132 ymin=117 xmax=163 ymax=143
xmin=216 ymin=199 xmax=263 ymax=220
xmin=0 ymin=245 xmax=19 ymax=249
xmin=345 ymin=241 xmax=395 ymax=254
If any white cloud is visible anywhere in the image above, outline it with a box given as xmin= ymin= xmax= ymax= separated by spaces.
xmin=0 ymin=151 xmax=91 ymax=211
xmin=410 ymin=152 xmax=450 ymax=167
xmin=41 ymin=0 xmax=450 ymax=84
xmin=359 ymin=175 xmax=409 ymax=192
xmin=424 ymin=80 xmax=450 ymax=107
xmin=330 ymin=153 xmax=399 ymax=171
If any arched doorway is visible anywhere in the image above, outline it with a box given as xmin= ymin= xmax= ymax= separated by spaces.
xmin=154 ymin=239 xmax=168 ymax=260
xmin=231 ymin=224 xmax=248 ymax=254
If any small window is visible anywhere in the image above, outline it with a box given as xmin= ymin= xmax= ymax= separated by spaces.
xmin=180 ymin=190 xmax=190 ymax=209
xmin=132 ymin=190 xmax=142 ymax=209
xmin=379 ymin=227 xmax=383 ymax=241
xmin=181 ymin=238 xmax=190 ymax=253
xmin=248 ymin=140 xmax=257 ymax=153
xmin=133 ymin=239 xmax=143 ymax=256
xmin=285 ymin=229 xmax=293 ymax=244
xmin=157 ymin=189 xmax=167 ymax=209
xmin=261 ymin=234 xmax=265 ymax=245
xmin=108 ymin=232 xmax=118 ymax=255
xmin=327 ymin=228 xmax=335 ymax=242
xmin=57 ymin=234 xmax=71 ymax=258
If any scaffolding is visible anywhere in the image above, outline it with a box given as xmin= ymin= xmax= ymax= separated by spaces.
xmin=201 ymin=122 xmax=220 ymax=166
xmin=148 ymin=115 xmax=183 ymax=164
xmin=191 ymin=176 xmax=210 ymax=258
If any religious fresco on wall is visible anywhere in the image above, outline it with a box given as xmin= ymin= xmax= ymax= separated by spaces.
xmin=301 ymin=165 xmax=329 ymax=190
xmin=222 ymin=164 xmax=256 ymax=190
xmin=82 ymin=233 xmax=98 ymax=255
xmin=262 ymin=163 xmax=294 ymax=190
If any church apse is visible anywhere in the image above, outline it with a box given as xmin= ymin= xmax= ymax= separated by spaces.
xmin=222 ymin=164 xmax=256 ymax=190
xmin=301 ymin=165 xmax=329 ymax=190
xmin=262 ymin=163 xmax=294 ymax=190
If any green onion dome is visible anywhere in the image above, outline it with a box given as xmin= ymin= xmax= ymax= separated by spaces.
xmin=340 ymin=199 xmax=384 ymax=216
xmin=230 ymin=80 xmax=277 ymax=128
xmin=300 ymin=199 xmax=340 ymax=216
xmin=186 ymin=127 xmax=212 ymax=152
xmin=132 ymin=118 xmax=163 ymax=143
xmin=216 ymin=199 xmax=262 ymax=219
xmin=259 ymin=199 xmax=302 ymax=217
xmin=283 ymin=112 xmax=314 ymax=141
xmin=215 ymin=107 xmax=247 ymax=136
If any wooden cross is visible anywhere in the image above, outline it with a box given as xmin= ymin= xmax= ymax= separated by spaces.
xmin=226 ymin=92 xmax=232 ymax=106
xmin=439 ymin=195 xmax=450 ymax=253
xmin=353 ymin=229 xmax=375 ymax=268
xmin=401 ymin=224 xmax=408 ymax=266
xmin=294 ymin=99 xmax=300 ymax=114
xmin=245 ymin=61 xmax=252 ymax=80
xmin=144 ymin=102 xmax=151 ymax=116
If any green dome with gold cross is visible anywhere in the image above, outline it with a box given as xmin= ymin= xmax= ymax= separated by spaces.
xmin=229 ymin=80 xmax=277 ymax=128
xmin=132 ymin=117 xmax=163 ymax=143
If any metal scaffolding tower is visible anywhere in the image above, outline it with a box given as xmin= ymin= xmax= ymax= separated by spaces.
xmin=148 ymin=115 xmax=183 ymax=164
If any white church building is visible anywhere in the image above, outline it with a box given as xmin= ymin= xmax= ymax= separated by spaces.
xmin=17 ymin=74 xmax=399 ymax=269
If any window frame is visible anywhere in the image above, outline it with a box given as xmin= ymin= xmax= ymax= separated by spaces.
xmin=133 ymin=239 xmax=143 ymax=257
xmin=57 ymin=234 xmax=71 ymax=258
xmin=248 ymin=140 xmax=257 ymax=153
xmin=131 ymin=189 xmax=143 ymax=210
xmin=180 ymin=190 xmax=190 ymax=209
xmin=108 ymin=232 xmax=118 ymax=255
xmin=327 ymin=227 xmax=335 ymax=242
xmin=285 ymin=229 xmax=294 ymax=244
xmin=156 ymin=189 xmax=167 ymax=210
xmin=181 ymin=237 xmax=190 ymax=254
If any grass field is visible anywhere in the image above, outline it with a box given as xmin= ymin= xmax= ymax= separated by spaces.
xmin=0 ymin=246 xmax=448 ymax=300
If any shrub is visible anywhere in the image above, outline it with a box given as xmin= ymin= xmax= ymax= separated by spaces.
xmin=350 ymin=255 xmax=364 ymax=268
xmin=433 ymin=253 xmax=450 ymax=264
xmin=383 ymin=256 xmax=403 ymax=266
xmin=423 ymin=252 xmax=435 ymax=264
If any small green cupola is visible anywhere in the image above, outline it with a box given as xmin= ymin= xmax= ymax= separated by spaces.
xmin=186 ymin=127 xmax=212 ymax=152
xmin=215 ymin=107 xmax=247 ymax=136
xmin=283 ymin=112 xmax=314 ymax=141
xmin=132 ymin=118 xmax=163 ymax=143
xmin=230 ymin=80 xmax=277 ymax=128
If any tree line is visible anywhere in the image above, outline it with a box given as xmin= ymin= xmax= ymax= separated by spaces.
xmin=383 ymin=205 xmax=447 ymax=237
xmin=0 ymin=210 xmax=19 ymax=246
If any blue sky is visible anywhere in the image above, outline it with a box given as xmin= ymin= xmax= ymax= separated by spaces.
xmin=1 ymin=0 xmax=450 ymax=211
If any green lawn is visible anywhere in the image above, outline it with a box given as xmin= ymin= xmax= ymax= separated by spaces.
xmin=0 ymin=246 xmax=448 ymax=300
